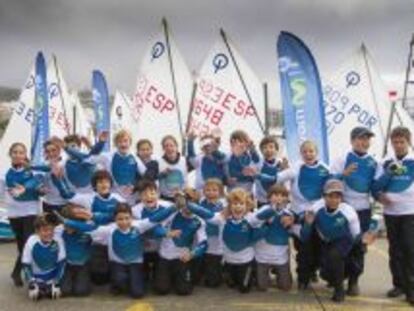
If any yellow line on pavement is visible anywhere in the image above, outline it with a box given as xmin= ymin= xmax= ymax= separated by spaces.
xmin=125 ymin=302 xmax=154 ymax=311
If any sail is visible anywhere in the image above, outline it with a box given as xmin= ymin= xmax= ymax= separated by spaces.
xmin=47 ymin=56 xmax=72 ymax=138
xmin=0 ymin=68 xmax=35 ymax=173
xmin=133 ymin=19 xmax=193 ymax=154
xmin=323 ymin=45 xmax=412 ymax=159
xmin=187 ymin=31 xmax=265 ymax=153
xmin=277 ymin=31 xmax=329 ymax=164
xmin=110 ymin=90 xmax=136 ymax=147
xmin=70 ymin=92 xmax=94 ymax=142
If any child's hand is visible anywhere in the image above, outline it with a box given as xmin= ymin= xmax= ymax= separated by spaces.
xmin=10 ymin=184 xmax=25 ymax=198
xmin=227 ymin=177 xmax=237 ymax=186
xmin=362 ymin=231 xmax=377 ymax=245
xmin=120 ymin=185 xmax=134 ymax=196
xmin=377 ymin=193 xmax=392 ymax=205
xmin=80 ymin=136 xmax=92 ymax=148
xmin=280 ymin=158 xmax=289 ymax=170
xmin=242 ymin=166 xmax=257 ymax=177
xmin=304 ymin=211 xmax=315 ymax=224
xmin=167 ymin=229 xmax=182 ymax=238
xmin=343 ymin=163 xmax=358 ymax=176
xmin=72 ymin=208 xmax=93 ymax=220
xmin=281 ymin=215 xmax=294 ymax=228
xmin=179 ymin=249 xmax=192 ymax=263
xmin=98 ymin=131 xmax=109 ymax=142
xmin=161 ymin=168 xmax=172 ymax=176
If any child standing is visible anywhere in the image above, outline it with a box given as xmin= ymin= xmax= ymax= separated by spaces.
xmin=254 ymin=136 xmax=286 ymax=207
xmin=226 ymin=130 xmax=260 ymax=192
xmin=154 ymin=188 xmax=207 ymax=296
xmin=277 ymin=140 xmax=330 ymax=289
xmin=158 ymin=135 xmax=188 ymax=201
xmin=254 ymin=184 xmax=294 ymax=291
xmin=0 ymin=142 xmax=43 ymax=287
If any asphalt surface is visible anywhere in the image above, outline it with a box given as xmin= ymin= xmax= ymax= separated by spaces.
xmin=0 ymin=238 xmax=410 ymax=311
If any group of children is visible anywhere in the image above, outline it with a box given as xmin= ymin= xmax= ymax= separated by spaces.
xmin=2 ymin=124 xmax=414 ymax=305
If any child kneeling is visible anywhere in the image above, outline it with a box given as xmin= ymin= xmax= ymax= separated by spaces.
xmin=22 ymin=214 xmax=66 ymax=301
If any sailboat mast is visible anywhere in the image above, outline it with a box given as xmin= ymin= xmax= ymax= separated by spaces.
xmin=162 ymin=18 xmax=185 ymax=150
xmin=220 ymin=29 xmax=266 ymax=134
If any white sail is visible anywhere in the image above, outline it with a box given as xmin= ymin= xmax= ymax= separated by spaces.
xmin=187 ymin=34 xmax=265 ymax=152
xmin=70 ymin=92 xmax=94 ymax=142
xmin=133 ymin=20 xmax=193 ymax=154
xmin=323 ymin=45 xmax=394 ymax=159
xmin=110 ymin=90 xmax=137 ymax=148
xmin=0 ymin=67 xmax=35 ymax=173
xmin=47 ymin=57 xmax=72 ymax=138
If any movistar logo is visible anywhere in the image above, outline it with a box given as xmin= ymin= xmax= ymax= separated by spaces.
xmin=291 ymin=78 xmax=307 ymax=108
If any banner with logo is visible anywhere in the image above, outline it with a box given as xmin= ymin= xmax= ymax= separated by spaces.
xmin=92 ymin=70 xmax=110 ymax=150
xmin=31 ymin=52 xmax=50 ymax=164
xmin=277 ymin=31 xmax=329 ymax=164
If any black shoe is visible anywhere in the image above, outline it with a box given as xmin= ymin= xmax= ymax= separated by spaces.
xmin=387 ymin=287 xmax=403 ymax=298
xmin=347 ymin=280 xmax=360 ymax=296
xmin=406 ymin=296 xmax=414 ymax=305
xmin=332 ymin=287 xmax=345 ymax=303
xmin=11 ymin=273 xmax=23 ymax=287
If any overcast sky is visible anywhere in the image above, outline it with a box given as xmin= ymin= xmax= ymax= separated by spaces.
xmin=0 ymin=0 xmax=412 ymax=99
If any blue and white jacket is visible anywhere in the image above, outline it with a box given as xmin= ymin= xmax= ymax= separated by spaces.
xmin=22 ymin=234 xmax=66 ymax=284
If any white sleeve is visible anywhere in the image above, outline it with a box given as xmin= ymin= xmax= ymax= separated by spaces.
xmin=135 ymin=155 xmax=147 ymax=175
xmin=69 ymin=193 xmax=94 ymax=210
xmin=22 ymin=235 xmax=35 ymax=265
xmin=113 ymin=193 xmax=126 ymax=203
xmin=131 ymin=203 xmax=143 ymax=219
xmin=56 ymin=236 xmax=66 ymax=261
xmin=195 ymin=220 xmax=207 ymax=243
xmin=245 ymin=208 xmax=269 ymax=227
xmin=374 ymin=158 xmax=387 ymax=179
xmin=132 ymin=218 xmax=156 ymax=234
xmin=85 ymin=152 xmax=110 ymax=168
xmin=342 ymin=205 xmax=361 ymax=239
xmin=277 ymin=167 xmax=296 ymax=184
xmin=89 ymin=224 xmax=114 ymax=245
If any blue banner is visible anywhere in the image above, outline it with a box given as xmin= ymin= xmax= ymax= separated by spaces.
xmin=31 ymin=52 xmax=50 ymax=164
xmin=277 ymin=31 xmax=329 ymax=164
xmin=92 ymin=70 xmax=110 ymax=150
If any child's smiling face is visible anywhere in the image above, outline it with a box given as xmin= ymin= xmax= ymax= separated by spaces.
xmin=141 ymin=187 xmax=158 ymax=209
xmin=230 ymin=201 xmax=247 ymax=220
xmin=37 ymin=225 xmax=55 ymax=244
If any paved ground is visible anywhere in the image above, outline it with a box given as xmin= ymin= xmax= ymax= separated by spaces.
xmin=0 ymin=238 xmax=411 ymax=311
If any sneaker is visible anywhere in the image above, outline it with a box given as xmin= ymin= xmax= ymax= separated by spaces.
xmin=387 ymin=287 xmax=403 ymax=298
xmin=332 ymin=287 xmax=345 ymax=303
